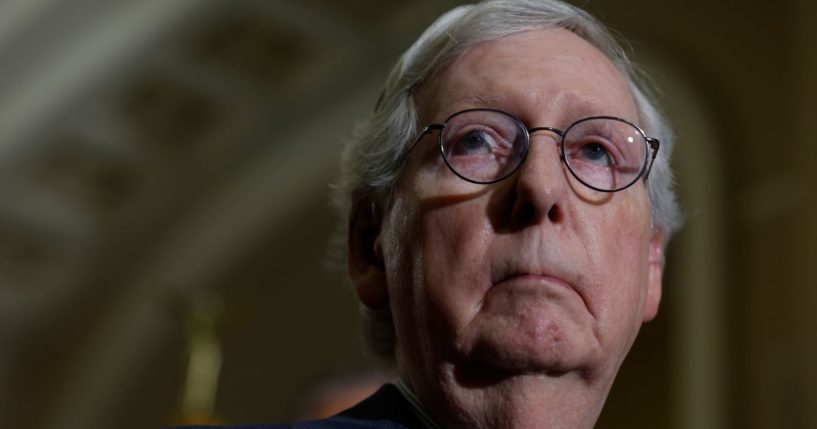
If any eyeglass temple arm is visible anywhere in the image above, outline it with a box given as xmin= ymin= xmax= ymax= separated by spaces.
xmin=644 ymin=137 xmax=660 ymax=179
xmin=405 ymin=124 xmax=444 ymax=156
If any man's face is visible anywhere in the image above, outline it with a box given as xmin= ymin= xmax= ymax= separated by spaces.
xmin=354 ymin=28 xmax=663 ymax=388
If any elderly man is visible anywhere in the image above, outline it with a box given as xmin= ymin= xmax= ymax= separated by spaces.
xmin=182 ymin=0 xmax=681 ymax=427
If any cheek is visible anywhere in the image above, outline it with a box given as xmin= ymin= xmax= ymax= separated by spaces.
xmin=417 ymin=201 xmax=493 ymax=324
xmin=586 ymin=197 xmax=652 ymax=334
xmin=381 ymin=193 xmax=492 ymax=348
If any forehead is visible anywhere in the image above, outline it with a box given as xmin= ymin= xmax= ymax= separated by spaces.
xmin=417 ymin=28 xmax=638 ymax=125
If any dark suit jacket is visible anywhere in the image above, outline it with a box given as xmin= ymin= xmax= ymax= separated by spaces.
xmin=176 ymin=383 xmax=423 ymax=429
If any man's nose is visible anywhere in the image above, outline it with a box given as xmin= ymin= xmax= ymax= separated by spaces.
xmin=508 ymin=133 xmax=567 ymax=227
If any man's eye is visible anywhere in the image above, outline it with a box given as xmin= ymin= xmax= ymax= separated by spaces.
xmin=568 ymin=139 xmax=617 ymax=167
xmin=580 ymin=142 xmax=613 ymax=165
xmin=451 ymin=130 xmax=497 ymax=156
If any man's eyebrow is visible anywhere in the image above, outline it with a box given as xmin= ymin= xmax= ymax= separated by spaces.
xmin=450 ymin=92 xmax=632 ymax=123
xmin=435 ymin=93 xmax=506 ymax=119
xmin=458 ymin=93 xmax=505 ymax=106
xmin=560 ymin=97 xmax=613 ymax=119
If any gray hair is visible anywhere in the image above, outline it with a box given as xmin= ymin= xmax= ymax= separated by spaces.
xmin=331 ymin=0 xmax=682 ymax=360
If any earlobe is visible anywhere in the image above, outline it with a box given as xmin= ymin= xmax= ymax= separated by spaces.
xmin=347 ymin=198 xmax=389 ymax=309
xmin=643 ymin=229 xmax=665 ymax=322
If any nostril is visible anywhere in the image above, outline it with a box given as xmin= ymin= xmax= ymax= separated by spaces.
xmin=547 ymin=204 xmax=562 ymax=223
xmin=510 ymin=200 xmax=561 ymax=227
xmin=516 ymin=200 xmax=536 ymax=225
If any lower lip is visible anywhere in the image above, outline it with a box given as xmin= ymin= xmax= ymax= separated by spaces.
xmin=496 ymin=274 xmax=572 ymax=290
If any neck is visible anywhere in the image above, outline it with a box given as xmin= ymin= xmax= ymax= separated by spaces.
xmin=404 ymin=362 xmax=613 ymax=429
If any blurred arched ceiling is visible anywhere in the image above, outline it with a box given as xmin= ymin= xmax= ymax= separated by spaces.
xmin=0 ymin=1 xmax=815 ymax=429
xmin=0 ymin=1 xmax=457 ymax=427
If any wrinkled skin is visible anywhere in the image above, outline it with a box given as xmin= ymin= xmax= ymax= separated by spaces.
xmin=350 ymin=28 xmax=665 ymax=429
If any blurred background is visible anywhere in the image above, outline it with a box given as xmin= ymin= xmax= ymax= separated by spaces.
xmin=0 ymin=0 xmax=814 ymax=428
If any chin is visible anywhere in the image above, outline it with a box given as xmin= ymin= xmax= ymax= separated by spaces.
xmin=454 ymin=318 xmax=594 ymax=381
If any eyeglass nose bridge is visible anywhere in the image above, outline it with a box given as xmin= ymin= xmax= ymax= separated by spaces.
xmin=527 ymin=126 xmax=565 ymax=137
xmin=512 ymin=125 xmax=571 ymax=180
xmin=525 ymin=126 xmax=568 ymax=160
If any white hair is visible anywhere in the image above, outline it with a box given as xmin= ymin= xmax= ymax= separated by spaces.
xmin=331 ymin=0 xmax=682 ymax=359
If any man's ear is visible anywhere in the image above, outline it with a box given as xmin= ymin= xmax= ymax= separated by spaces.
xmin=643 ymin=229 xmax=665 ymax=322
xmin=347 ymin=198 xmax=389 ymax=310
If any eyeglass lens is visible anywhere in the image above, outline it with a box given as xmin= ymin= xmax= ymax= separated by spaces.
xmin=440 ymin=110 xmax=648 ymax=191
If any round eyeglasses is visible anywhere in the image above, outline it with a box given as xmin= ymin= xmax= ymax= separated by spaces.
xmin=410 ymin=108 xmax=660 ymax=192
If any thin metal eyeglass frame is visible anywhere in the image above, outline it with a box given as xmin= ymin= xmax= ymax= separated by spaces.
xmin=406 ymin=108 xmax=660 ymax=193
